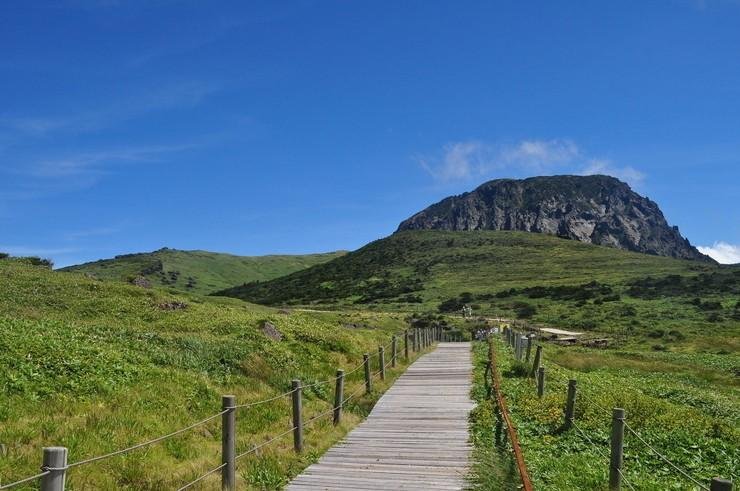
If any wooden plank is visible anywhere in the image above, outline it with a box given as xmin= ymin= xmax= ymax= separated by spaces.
xmin=285 ymin=342 xmax=473 ymax=490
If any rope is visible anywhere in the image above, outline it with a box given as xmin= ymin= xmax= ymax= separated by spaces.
xmin=235 ymin=425 xmax=298 ymax=461
xmin=625 ymin=424 xmax=709 ymax=490
xmin=572 ymin=421 xmax=636 ymax=491
xmin=0 ymin=470 xmax=51 ymax=490
xmin=231 ymin=389 xmax=295 ymax=409
xmin=65 ymin=410 xmax=228 ymax=469
xmin=176 ymin=463 xmax=226 ymax=491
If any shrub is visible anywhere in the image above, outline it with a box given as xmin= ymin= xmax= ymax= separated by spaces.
xmin=0 ymin=252 xmax=9 ymax=259
xmin=647 ymin=329 xmax=665 ymax=338
xmin=513 ymin=301 xmax=536 ymax=319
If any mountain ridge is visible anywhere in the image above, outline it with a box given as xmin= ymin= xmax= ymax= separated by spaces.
xmin=397 ymin=175 xmax=712 ymax=262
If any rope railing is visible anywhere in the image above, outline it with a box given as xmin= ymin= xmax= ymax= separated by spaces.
xmin=1 ymin=325 xmax=440 ymax=491
xmin=497 ymin=326 xmax=732 ymax=491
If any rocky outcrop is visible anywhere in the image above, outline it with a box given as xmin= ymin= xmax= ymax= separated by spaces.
xmin=397 ymin=175 xmax=712 ymax=262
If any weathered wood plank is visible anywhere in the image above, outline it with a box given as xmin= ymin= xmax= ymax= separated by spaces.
xmin=285 ymin=342 xmax=473 ymax=490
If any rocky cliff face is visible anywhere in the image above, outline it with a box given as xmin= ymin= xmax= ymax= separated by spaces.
xmin=397 ymin=175 xmax=712 ymax=262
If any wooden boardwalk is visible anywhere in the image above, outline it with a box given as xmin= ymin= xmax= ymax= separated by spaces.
xmin=286 ymin=342 xmax=474 ymax=490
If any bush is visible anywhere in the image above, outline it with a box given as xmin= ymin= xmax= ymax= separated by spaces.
xmin=647 ymin=329 xmax=665 ymax=338
xmin=513 ymin=301 xmax=536 ymax=319
xmin=24 ymin=257 xmax=54 ymax=268
xmin=0 ymin=252 xmax=9 ymax=259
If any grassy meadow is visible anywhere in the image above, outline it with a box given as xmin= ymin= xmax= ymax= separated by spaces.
xmin=469 ymin=337 xmax=738 ymax=490
xmin=0 ymin=257 xmax=422 ymax=489
xmin=61 ymin=248 xmax=346 ymax=296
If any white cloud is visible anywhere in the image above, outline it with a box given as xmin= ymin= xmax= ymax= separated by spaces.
xmin=0 ymin=245 xmax=78 ymax=257
xmin=579 ymin=159 xmax=646 ymax=188
xmin=418 ymin=139 xmax=581 ymax=183
xmin=31 ymin=143 xmax=195 ymax=179
xmin=697 ymin=242 xmax=740 ymax=264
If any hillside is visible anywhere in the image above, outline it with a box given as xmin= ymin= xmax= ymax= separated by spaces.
xmin=217 ymin=231 xmax=740 ymax=349
xmin=0 ymin=256 xmax=410 ymax=489
xmin=397 ymin=175 xmax=711 ymax=261
xmin=216 ymin=230 xmax=714 ymax=306
xmin=61 ymin=248 xmax=346 ymax=295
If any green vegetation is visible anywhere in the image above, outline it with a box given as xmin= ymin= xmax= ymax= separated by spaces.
xmin=470 ymin=338 xmax=738 ymax=490
xmin=61 ymin=248 xmax=346 ymax=295
xmin=218 ymin=231 xmax=714 ymax=306
xmin=217 ymin=231 xmax=738 ymax=350
xmin=0 ymin=257 xmax=419 ymax=489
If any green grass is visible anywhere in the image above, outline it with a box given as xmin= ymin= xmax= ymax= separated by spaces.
xmin=0 ymin=257 xmax=423 ymax=490
xmin=217 ymin=230 xmax=738 ymax=350
xmin=470 ymin=338 xmax=739 ymax=490
xmin=60 ymin=248 xmax=346 ymax=295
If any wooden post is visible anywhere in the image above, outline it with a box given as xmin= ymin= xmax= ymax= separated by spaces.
xmin=291 ymin=380 xmax=303 ymax=453
xmin=41 ymin=447 xmax=67 ymax=491
xmin=525 ymin=335 xmax=533 ymax=363
xmin=404 ymin=329 xmax=410 ymax=360
xmin=413 ymin=328 xmax=418 ymax=351
xmin=537 ymin=367 xmax=545 ymax=397
xmin=379 ymin=346 xmax=386 ymax=380
xmin=221 ymin=395 xmax=236 ymax=490
xmin=609 ymin=408 xmax=625 ymax=490
xmin=564 ymin=379 xmax=577 ymax=430
xmin=333 ymin=369 xmax=344 ymax=425
xmin=391 ymin=335 xmax=397 ymax=368
xmin=363 ymin=354 xmax=372 ymax=393
xmin=710 ymin=478 xmax=733 ymax=491
xmin=531 ymin=345 xmax=542 ymax=377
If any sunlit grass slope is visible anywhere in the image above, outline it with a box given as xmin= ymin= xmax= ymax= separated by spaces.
xmin=61 ymin=248 xmax=346 ymax=295
xmin=0 ymin=257 xmax=411 ymax=490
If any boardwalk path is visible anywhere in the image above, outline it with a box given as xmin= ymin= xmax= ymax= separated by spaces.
xmin=286 ymin=342 xmax=474 ymax=490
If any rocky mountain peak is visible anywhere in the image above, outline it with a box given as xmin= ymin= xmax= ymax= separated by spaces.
xmin=397 ymin=175 xmax=713 ymax=262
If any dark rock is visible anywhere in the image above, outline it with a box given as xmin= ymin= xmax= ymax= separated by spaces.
xmin=158 ymin=301 xmax=188 ymax=311
xmin=397 ymin=175 xmax=713 ymax=262
xmin=130 ymin=276 xmax=152 ymax=288
xmin=260 ymin=320 xmax=283 ymax=341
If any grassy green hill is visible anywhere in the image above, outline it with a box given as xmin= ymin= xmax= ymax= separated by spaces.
xmin=0 ymin=256 xmax=413 ymax=489
xmin=217 ymin=231 xmax=739 ymax=350
xmin=61 ymin=248 xmax=346 ymax=295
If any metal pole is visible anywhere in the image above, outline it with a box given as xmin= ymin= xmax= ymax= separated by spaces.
xmin=41 ymin=447 xmax=67 ymax=491
xmin=537 ymin=367 xmax=545 ymax=397
xmin=391 ymin=335 xmax=397 ymax=368
xmin=333 ymin=369 xmax=344 ymax=425
xmin=363 ymin=354 xmax=372 ymax=393
xmin=221 ymin=395 xmax=236 ymax=490
xmin=564 ymin=379 xmax=577 ymax=430
xmin=609 ymin=408 xmax=625 ymax=490
xmin=379 ymin=346 xmax=386 ymax=380
xmin=291 ymin=379 xmax=303 ymax=453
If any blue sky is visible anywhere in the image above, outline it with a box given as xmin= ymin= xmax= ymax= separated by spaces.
xmin=1 ymin=0 xmax=739 ymax=267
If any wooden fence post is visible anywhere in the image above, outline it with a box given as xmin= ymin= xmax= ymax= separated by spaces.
xmin=333 ymin=369 xmax=344 ymax=425
xmin=363 ymin=354 xmax=372 ymax=393
xmin=710 ymin=478 xmax=733 ymax=491
xmin=564 ymin=380 xmax=577 ymax=430
xmin=537 ymin=367 xmax=545 ymax=398
xmin=221 ymin=395 xmax=236 ymax=490
xmin=609 ymin=408 xmax=625 ymax=490
xmin=404 ymin=329 xmax=410 ymax=360
xmin=391 ymin=335 xmax=397 ymax=368
xmin=379 ymin=346 xmax=386 ymax=380
xmin=41 ymin=447 xmax=67 ymax=491
xmin=291 ymin=380 xmax=303 ymax=453
xmin=531 ymin=345 xmax=542 ymax=378
xmin=525 ymin=335 xmax=533 ymax=363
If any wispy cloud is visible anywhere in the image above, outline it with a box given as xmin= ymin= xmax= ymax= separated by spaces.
xmin=697 ymin=242 xmax=740 ymax=264
xmin=579 ymin=159 xmax=645 ymax=187
xmin=0 ymin=245 xmax=79 ymax=257
xmin=0 ymin=81 xmax=218 ymax=137
xmin=64 ymin=226 xmax=120 ymax=241
xmin=30 ymin=143 xmax=196 ymax=179
xmin=418 ymin=139 xmax=645 ymax=188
